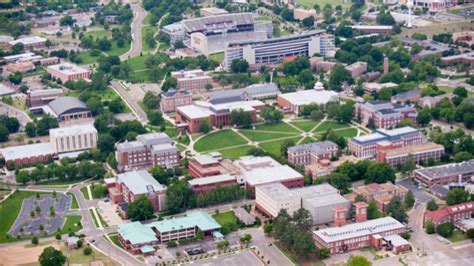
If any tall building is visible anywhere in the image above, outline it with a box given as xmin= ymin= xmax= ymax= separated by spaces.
xmin=160 ymin=89 xmax=193 ymax=113
xmin=49 ymin=124 xmax=97 ymax=154
xmin=27 ymin=89 xmax=64 ymax=107
xmin=170 ymin=69 xmax=212 ymax=92
xmin=46 ymin=63 xmax=91 ymax=83
xmin=287 ymin=141 xmax=339 ymax=166
xmin=115 ymin=132 xmax=179 ymax=171
xmin=414 ymin=159 xmax=474 ymax=187
xmin=348 ymin=127 xmax=425 ymax=158
xmin=224 ymin=31 xmax=335 ymax=71
xmin=355 ymin=100 xmax=417 ymax=129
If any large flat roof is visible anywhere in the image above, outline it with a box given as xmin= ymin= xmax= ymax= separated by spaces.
xmin=278 ymin=90 xmax=339 ymax=106
xmin=149 ymin=211 xmax=221 ymax=233
xmin=415 ymin=159 xmax=474 ymax=180
xmin=244 ymin=165 xmax=303 ymax=186
xmin=49 ymin=124 xmax=96 ymax=136
xmin=188 ymin=174 xmax=236 ymax=186
xmin=117 ymin=221 xmax=157 ymax=245
xmin=0 ymin=142 xmax=55 ymax=161
xmin=47 ymin=63 xmax=89 ymax=75
xmin=117 ymin=170 xmax=165 ymax=195
xmin=9 ymin=36 xmax=47 ymax=45
xmin=383 ymin=142 xmax=444 ymax=159
xmin=313 ymin=217 xmax=405 ymax=243
xmin=177 ymin=104 xmax=214 ymax=119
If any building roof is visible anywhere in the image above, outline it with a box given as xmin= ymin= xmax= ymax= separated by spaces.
xmin=392 ymin=89 xmax=421 ymax=101
xmin=117 ymin=170 xmax=166 ymax=195
xmin=182 ymin=12 xmax=254 ymax=33
xmin=210 ymin=83 xmax=279 ymax=104
xmin=29 ymin=88 xmax=63 ymax=97
xmin=9 ymin=36 xmax=47 ymax=46
xmin=425 ymin=201 xmax=474 ymax=223
xmin=140 ymin=245 xmax=155 ymax=253
xmin=151 ymin=143 xmax=178 ymax=153
xmin=382 ymin=142 xmax=444 ymax=159
xmin=0 ymin=142 xmax=55 ymax=161
xmin=228 ymin=30 xmax=326 ymax=47
xmin=313 ymin=217 xmax=405 ymax=243
xmin=188 ymin=174 xmax=236 ymax=186
xmin=49 ymin=124 xmax=96 ymax=136
xmin=194 ymin=153 xmax=221 ymax=165
xmin=47 ymin=63 xmax=89 ymax=75
xmin=288 ymin=140 xmax=338 ymax=155
xmin=149 ymin=211 xmax=221 ymax=233
xmin=351 ymin=127 xmax=421 ymax=145
xmin=161 ymin=89 xmax=191 ymax=98
xmin=278 ymin=90 xmax=339 ymax=106
xmin=351 ymin=25 xmax=393 ymax=30
xmin=384 ymin=234 xmax=409 ymax=247
xmin=455 ymin=218 xmax=474 ymax=231
xmin=430 ymin=184 xmax=449 ymax=198
xmin=414 ymin=159 xmax=474 ymax=180
xmin=256 ymin=182 xmax=344 ymax=205
xmin=117 ymin=221 xmax=158 ymax=245
xmin=177 ymin=104 xmax=214 ymax=119
xmin=244 ymin=165 xmax=303 ymax=187
xmin=233 ymin=207 xmax=255 ymax=225
xmin=47 ymin=96 xmax=89 ymax=117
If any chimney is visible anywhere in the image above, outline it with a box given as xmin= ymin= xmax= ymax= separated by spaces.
xmin=333 ymin=205 xmax=347 ymax=227
xmin=354 ymin=202 xmax=369 ymax=223
xmin=383 ymin=57 xmax=389 ymax=75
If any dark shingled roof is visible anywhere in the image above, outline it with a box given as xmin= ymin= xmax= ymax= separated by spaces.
xmin=48 ymin=96 xmax=89 ymax=116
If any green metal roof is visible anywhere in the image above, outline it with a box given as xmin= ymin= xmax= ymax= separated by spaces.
xmin=213 ymin=231 xmax=223 ymax=238
xmin=117 ymin=222 xmax=157 ymax=245
xmin=149 ymin=211 xmax=221 ymax=233
xmin=140 ymin=245 xmax=155 ymax=253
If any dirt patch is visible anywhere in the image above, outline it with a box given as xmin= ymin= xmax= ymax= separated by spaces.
xmin=0 ymin=242 xmax=61 ymax=266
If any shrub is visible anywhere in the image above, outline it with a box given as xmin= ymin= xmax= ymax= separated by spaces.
xmin=437 ymin=223 xmax=455 ymax=238
xmin=166 ymin=240 xmax=178 ymax=248
xmin=83 ymin=247 xmax=92 ymax=255
xmin=32 ymin=236 xmax=39 ymax=245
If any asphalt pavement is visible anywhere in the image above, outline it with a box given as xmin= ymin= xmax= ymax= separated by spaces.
xmin=110 ymin=80 xmax=149 ymax=124
xmin=120 ymin=3 xmax=147 ymax=61
xmin=396 ymin=178 xmax=434 ymax=204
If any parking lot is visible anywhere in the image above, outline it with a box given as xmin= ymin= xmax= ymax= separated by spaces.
xmin=97 ymin=200 xmax=126 ymax=226
xmin=191 ymin=250 xmax=263 ymax=266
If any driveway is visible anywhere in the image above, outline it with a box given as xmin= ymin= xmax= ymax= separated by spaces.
xmin=396 ymin=178 xmax=434 ymax=204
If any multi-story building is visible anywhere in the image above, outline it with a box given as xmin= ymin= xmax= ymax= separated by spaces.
xmin=313 ymin=216 xmax=407 ymax=254
xmin=188 ymin=174 xmax=237 ymax=194
xmin=41 ymin=96 xmax=92 ymax=121
xmin=209 ymin=83 xmax=280 ymax=105
xmin=256 ymin=182 xmax=351 ymax=224
xmin=348 ymin=127 xmax=426 ymax=158
xmin=170 ymin=69 xmax=212 ymax=92
xmin=176 ymin=100 xmax=262 ymax=133
xmin=287 ymin=141 xmax=339 ymax=166
xmin=412 ymin=0 xmax=464 ymax=11
xmin=9 ymin=36 xmax=47 ymax=50
xmin=277 ymin=89 xmax=339 ymax=114
xmin=108 ymin=170 xmax=167 ymax=212
xmin=391 ymin=89 xmax=422 ymax=104
xmin=188 ymin=152 xmax=236 ymax=178
xmin=418 ymin=93 xmax=454 ymax=108
xmin=414 ymin=159 xmax=474 ymax=187
xmin=310 ymin=57 xmax=336 ymax=72
xmin=0 ymin=142 xmax=56 ymax=167
xmin=46 ymin=63 xmax=91 ymax=83
xmin=200 ymin=7 xmax=228 ymax=17
xmin=375 ymin=142 xmax=444 ymax=168
xmin=39 ymin=56 xmax=60 ymax=66
xmin=224 ymin=31 xmax=335 ymax=71
xmin=348 ymin=182 xmax=408 ymax=212
xmin=345 ymin=62 xmax=368 ymax=78
xmin=27 ymin=88 xmax=64 ymax=107
xmin=115 ymin=132 xmax=179 ymax=171
xmin=160 ymin=89 xmax=193 ymax=113
xmin=162 ymin=22 xmax=185 ymax=44
xmin=355 ymin=100 xmax=417 ymax=129
xmin=350 ymin=25 xmax=393 ymax=35
xmin=2 ymin=62 xmax=35 ymax=77
xmin=424 ymin=201 xmax=474 ymax=226
xmin=441 ymin=51 xmax=474 ymax=67
xmin=118 ymin=212 xmax=221 ymax=254
xmin=49 ymin=124 xmax=97 ymax=154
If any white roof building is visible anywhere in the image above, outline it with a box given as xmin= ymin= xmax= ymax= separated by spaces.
xmin=0 ymin=142 xmax=55 ymax=162
xmin=117 ymin=170 xmax=166 ymax=195
xmin=9 ymin=36 xmax=47 ymax=46
xmin=277 ymin=90 xmax=339 ymax=114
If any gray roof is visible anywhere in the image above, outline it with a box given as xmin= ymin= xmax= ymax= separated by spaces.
xmin=182 ymin=12 xmax=254 ymax=33
xmin=117 ymin=170 xmax=166 ymax=195
xmin=288 ymin=140 xmax=338 ymax=154
xmin=161 ymin=89 xmax=191 ymax=98
xmin=210 ymin=83 xmax=279 ymax=104
xmin=48 ymin=96 xmax=88 ymax=116
xmin=228 ymin=30 xmax=326 ymax=47
xmin=152 ymin=143 xmax=179 ymax=154
xmin=0 ymin=142 xmax=55 ymax=161
xmin=351 ymin=127 xmax=422 ymax=145
xmin=234 ymin=207 xmax=255 ymax=225
xmin=430 ymin=184 xmax=449 ymax=197
xmin=415 ymin=159 xmax=474 ymax=180
xmin=392 ymin=89 xmax=421 ymax=101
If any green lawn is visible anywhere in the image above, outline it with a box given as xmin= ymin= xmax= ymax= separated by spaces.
xmin=0 ymin=191 xmax=48 ymax=243
xmin=84 ymin=30 xmax=111 ymax=40
xmin=80 ymin=187 xmax=90 ymax=200
xmin=219 ymin=145 xmax=255 ymax=160
xmin=290 ymin=120 xmax=318 ymax=132
xmin=259 ymin=136 xmax=302 ymax=158
xmin=60 ymin=215 xmax=83 ymax=234
xmin=66 ymin=86 xmax=130 ymax=113
xmin=296 ymin=0 xmax=351 ymax=9
xmin=108 ymin=234 xmax=122 ymax=248
xmin=209 ymin=52 xmax=224 ymax=63
xmin=67 ymin=193 xmax=79 ymax=210
xmin=447 ymin=230 xmax=468 ymax=242
xmin=313 ymin=121 xmax=350 ymax=132
xmin=142 ymin=25 xmax=158 ymax=52
xmin=212 ymin=211 xmax=239 ymax=234
xmin=194 ymin=130 xmax=247 ymax=152
xmin=75 ymin=51 xmax=102 ymax=65
xmin=89 ymin=209 xmax=100 ymax=228
xmin=299 ymin=137 xmax=317 ymax=145
xmin=239 ymin=130 xmax=298 ymax=142
xmin=334 ymin=128 xmax=358 ymax=138
xmin=105 ymin=41 xmax=130 ymax=57
xmin=127 ymin=69 xmax=154 ymax=82
xmin=122 ymin=54 xmax=151 ymax=70
xmin=254 ymin=122 xmax=300 ymax=133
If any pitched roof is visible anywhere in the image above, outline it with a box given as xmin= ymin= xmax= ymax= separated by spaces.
xmin=48 ymin=96 xmax=88 ymax=116
xmin=425 ymin=201 xmax=474 ymax=223
xmin=117 ymin=222 xmax=157 ymax=245
xmin=149 ymin=211 xmax=221 ymax=233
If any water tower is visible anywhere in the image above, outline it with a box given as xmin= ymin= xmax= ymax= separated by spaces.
xmin=406 ymin=0 xmax=413 ymax=28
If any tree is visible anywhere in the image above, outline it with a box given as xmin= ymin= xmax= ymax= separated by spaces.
xmin=365 ymin=163 xmax=395 ymax=184
xmin=281 ymin=139 xmax=295 ymax=157
xmin=345 ymin=255 xmax=372 ymax=266
xmin=400 ymin=155 xmax=416 ymax=177
xmin=55 ymin=233 xmax=61 ymax=240
xmin=166 ymin=180 xmax=196 ymax=214
xmin=445 ymin=189 xmax=470 ymax=206
xmin=263 ymin=223 xmax=273 ymax=234
xmin=0 ymin=125 xmax=9 ymax=142
xmin=148 ymin=112 xmax=164 ymax=126
xmin=318 ymin=247 xmax=330 ymax=259
xmin=453 ymin=86 xmax=468 ymax=98
xmin=437 ymin=223 xmax=455 ymax=238
xmin=161 ymin=77 xmax=177 ymax=92
xmin=231 ymin=59 xmax=249 ymax=73
xmin=108 ymin=98 xmax=124 ymax=113
xmin=466 ymin=229 xmax=474 ymax=239
xmin=427 ymin=199 xmax=438 ymax=211
xmin=367 ymin=201 xmax=382 ymax=220
xmin=425 ymin=219 xmax=435 ymax=234
xmin=83 ymin=247 xmax=92 ymax=255
xmin=127 ymin=197 xmax=155 ymax=221
xmin=60 ymin=15 xmax=75 ymax=26
xmin=302 ymin=16 xmax=314 ymax=28
xmin=328 ymin=64 xmax=353 ymax=91
xmin=404 ymin=190 xmax=415 ymax=209
xmin=8 ymin=72 xmax=23 ymax=85
xmin=418 ymin=106 xmax=432 ymax=126
xmin=387 ymin=196 xmax=408 ymax=223
xmin=454 ymin=151 xmax=473 ymax=163
xmin=39 ymin=247 xmax=66 ymax=266
xmin=230 ymin=109 xmax=253 ymax=128
xmin=315 ymin=173 xmax=351 ymax=194
xmin=260 ymin=106 xmax=283 ymax=124
xmin=376 ymin=9 xmax=395 ymax=25
xmin=199 ymin=120 xmax=211 ymax=133
xmin=32 ymin=236 xmax=39 ymax=245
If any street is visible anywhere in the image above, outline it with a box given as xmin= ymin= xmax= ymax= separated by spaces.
xmin=120 ymin=3 xmax=147 ymax=61
xmin=396 ymin=178 xmax=435 ymax=204
xmin=110 ymin=80 xmax=149 ymax=124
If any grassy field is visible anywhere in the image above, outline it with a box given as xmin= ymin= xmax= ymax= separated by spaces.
xmin=401 ymin=21 xmax=473 ymax=38
xmin=194 ymin=130 xmax=247 ymax=152
xmin=105 ymin=41 xmax=130 ymax=57
xmin=447 ymin=230 xmax=468 ymax=242
xmin=209 ymin=52 xmax=224 ymax=63
xmin=219 ymin=145 xmax=255 ymax=160
xmin=84 ymin=30 xmax=112 ymax=40
xmin=67 ymin=193 xmax=79 ymax=210
xmin=89 ymin=209 xmax=100 ymax=228
xmin=75 ymin=50 xmax=102 ymax=65
xmin=62 ymin=244 xmax=118 ymax=265
xmin=254 ymin=122 xmax=300 ymax=133
xmin=141 ymin=25 xmax=157 ymax=52
xmin=108 ymin=234 xmax=122 ymax=248
xmin=122 ymin=54 xmax=151 ymax=70
xmin=212 ymin=211 xmax=238 ymax=226
xmin=334 ymin=128 xmax=358 ymax=138
xmin=313 ymin=121 xmax=350 ymax=132
xmin=0 ymin=191 xmax=47 ymax=243
xmin=239 ymin=130 xmax=298 ymax=142
xmin=290 ymin=120 xmax=318 ymax=132
xmin=296 ymin=0 xmax=351 ymax=9
xmin=259 ymin=136 xmax=302 ymax=157
xmin=66 ymin=87 xmax=130 ymax=113
xmin=80 ymin=187 xmax=90 ymax=200
xmin=60 ymin=215 xmax=82 ymax=234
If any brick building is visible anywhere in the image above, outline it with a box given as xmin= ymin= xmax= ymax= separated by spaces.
xmin=0 ymin=143 xmax=55 ymax=167
xmin=350 ymin=25 xmax=393 ymax=35
xmin=108 ymin=170 xmax=167 ymax=212
xmin=39 ymin=56 xmax=60 ymax=66
xmin=188 ymin=174 xmax=237 ymax=194
xmin=345 ymin=62 xmax=368 ymax=78
xmin=115 ymin=132 xmax=179 ymax=172
xmin=391 ymin=89 xmax=422 ymax=104
xmin=355 ymin=100 xmax=417 ymax=129
xmin=424 ymin=201 xmax=474 ymax=227
xmin=375 ymin=142 xmax=444 ymax=168
xmin=46 ymin=63 xmax=91 ymax=83
xmin=441 ymin=51 xmax=474 ymax=67
xmin=414 ymin=159 xmax=474 ymax=187
xmin=27 ymin=89 xmax=64 ymax=107
xmin=287 ymin=141 xmax=339 ymax=166
xmin=347 ymin=182 xmax=408 ymax=212
xmin=348 ymin=127 xmax=426 ymax=159
xmin=310 ymin=57 xmax=336 ymax=72
xmin=2 ymin=62 xmax=35 ymax=77
xmin=171 ymin=69 xmax=212 ymax=92
xmin=160 ymin=89 xmax=192 ymax=113
xmin=42 ymin=96 xmax=92 ymax=122
xmin=9 ymin=36 xmax=47 ymax=49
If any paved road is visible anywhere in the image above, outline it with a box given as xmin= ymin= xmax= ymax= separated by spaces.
xmin=110 ymin=80 xmax=149 ymax=124
xmin=396 ymin=178 xmax=435 ymax=204
xmin=120 ymin=3 xmax=147 ymax=61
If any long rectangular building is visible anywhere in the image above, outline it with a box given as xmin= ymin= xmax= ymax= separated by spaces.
xmin=414 ymin=159 xmax=474 ymax=187
xmin=376 ymin=142 xmax=444 ymax=168
xmin=224 ymin=31 xmax=335 ymax=71
xmin=287 ymin=141 xmax=339 ymax=166
xmin=49 ymin=124 xmax=97 ymax=154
